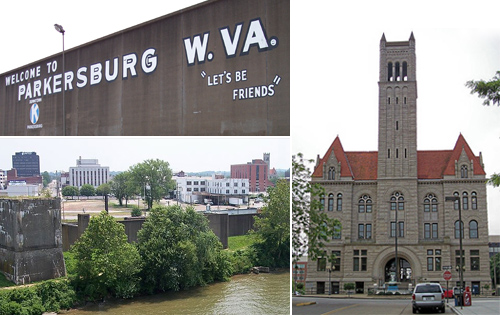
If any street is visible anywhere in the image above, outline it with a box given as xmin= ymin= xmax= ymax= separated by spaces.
xmin=292 ymin=297 xmax=452 ymax=315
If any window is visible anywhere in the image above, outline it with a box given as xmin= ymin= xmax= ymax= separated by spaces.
xmin=388 ymin=62 xmax=393 ymax=81
xmin=424 ymin=223 xmax=430 ymax=239
xmin=389 ymin=221 xmax=404 ymax=238
xmin=332 ymin=251 xmax=341 ymax=271
xmin=333 ymin=224 xmax=342 ymax=240
xmin=463 ymin=192 xmax=469 ymax=210
xmin=187 ymin=181 xmax=192 ymax=185
xmin=402 ymin=61 xmax=408 ymax=81
xmin=320 ymin=195 xmax=325 ymax=211
xmin=455 ymin=250 xmax=465 ymax=271
xmin=427 ymin=249 xmax=442 ymax=271
xmin=469 ymin=220 xmax=478 ymax=238
xmin=328 ymin=167 xmax=336 ymax=180
xmin=366 ymin=224 xmax=372 ymax=239
xmin=471 ymin=192 xmax=477 ymax=210
xmin=194 ymin=181 xmax=199 ymax=185
xmin=359 ymin=195 xmax=372 ymax=213
xmin=353 ymin=250 xmax=367 ymax=271
xmin=455 ymin=221 xmax=464 ymax=239
xmin=317 ymin=251 xmax=327 ymax=271
xmin=461 ymin=165 xmax=468 ymax=178
xmin=328 ymin=194 xmax=334 ymax=211
xmin=391 ymin=192 xmax=404 ymax=211
xmin=424 ymin=194 xmax=438 ymax=212
xmin=337 ymin=193 xmax=343 ymax=211
xmin=399 ymin=222 xmax=404 ymax=237
xmin=470 ymin=250 xmax=480 ymax=271
xmin=432 ymin=223 xmax=438 ymax=239
xmin=390 ymin=222 xmax=396 ymax=237
xmin=358 ymin=224 xmax=364 ymax=239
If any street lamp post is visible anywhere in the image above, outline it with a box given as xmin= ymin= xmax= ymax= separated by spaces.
xmin=446 ymin=195 xmax=464 ymax=309
xmin=54 ymin=24 xmax=66 ymax=136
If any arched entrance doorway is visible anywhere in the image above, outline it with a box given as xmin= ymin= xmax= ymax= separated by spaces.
xmin=385 ymin=258 xmax=412 ymax=283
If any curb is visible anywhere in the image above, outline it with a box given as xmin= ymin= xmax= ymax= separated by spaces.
xmin=295 ymin=301 xmax=317 ymax=306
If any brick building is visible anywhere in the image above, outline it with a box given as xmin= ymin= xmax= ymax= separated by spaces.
xmin=306 ymin=33 xmax=490 ymax=295
xmin=231 ymin=154 xmax=270 ymax=193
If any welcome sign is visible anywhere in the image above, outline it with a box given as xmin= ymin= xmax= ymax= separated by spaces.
xmin=0 ymin=0 xmax=289 ymax=136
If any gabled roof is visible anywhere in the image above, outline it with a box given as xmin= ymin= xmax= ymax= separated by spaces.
xmin=313 ymin=134 xmax=485 ymax=180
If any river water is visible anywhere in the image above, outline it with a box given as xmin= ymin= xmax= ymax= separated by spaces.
xmin=64 ymin=271 xmax=290 ymax=315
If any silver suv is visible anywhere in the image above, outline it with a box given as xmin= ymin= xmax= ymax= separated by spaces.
xmin=412 ymin=283 xmax=445 ymax=313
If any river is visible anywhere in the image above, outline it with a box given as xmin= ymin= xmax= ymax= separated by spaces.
xmin=63 ymin=271 xmax=290 ymax=315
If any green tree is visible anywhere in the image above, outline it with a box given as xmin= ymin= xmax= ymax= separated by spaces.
xmin=62 ymin=185 xmax=79 ymax=197
xmin=79 ymin=184 xmax=95 ymax=197
xmin=491 ymin=253 xmax=500 ymax=288
xmin=466 ymin=71 xmax=500 ymax=106
xmin=292 ymin=153 xmax=341 ymax=264
xmin=70 ymin=212 xmax=141 ymax=300
xmin=136 ymin=205 xmax=231 ymax=293
xmin=251 ymin=179 xmax=290 ymax=268
xmin=129 ymin=159 xmax=174 ymax=210
xmin=96 ymin=183 xmax=111 ymax=196
xmin=488 ymin=173 xmax=500 ymax=187
xmin=42 ymin=171 xmax=51 ymax=187
xmin=110 ymin=171 xmax=136 ymax=206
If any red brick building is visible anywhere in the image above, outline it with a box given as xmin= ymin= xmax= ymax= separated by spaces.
xmin=231 ymin=157 xmax=269 ymax=193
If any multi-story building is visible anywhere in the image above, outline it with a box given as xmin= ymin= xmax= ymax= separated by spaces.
xmin=307 ymin=33 xmax=490 ymax=295
xmin=231 ymin=153 xmax=270 ymax=192
xmin=12 ymin=152 xmax=40 ymax=177
xmin=69 ymin=157 xmax=110 ymax=188
xmin=0 ymin=170 xmax=7 ymax=189
xmin=175 ymin=176 xmax=249 ymax=204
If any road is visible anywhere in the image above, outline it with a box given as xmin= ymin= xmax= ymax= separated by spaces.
xmin=292 ymin=297 xmax=452 ymax=315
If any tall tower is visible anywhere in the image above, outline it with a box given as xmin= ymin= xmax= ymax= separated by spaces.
xmin=377 ymin=33 xmax=417 ymax=179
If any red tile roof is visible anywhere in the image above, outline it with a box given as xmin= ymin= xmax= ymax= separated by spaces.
xmin=313 ymin=134 xmax=485 ymax=180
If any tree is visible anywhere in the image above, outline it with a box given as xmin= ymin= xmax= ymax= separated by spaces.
xmin=488 ymin=173 xmax=500 ymax=187
xmin=79 ymin=184 xmax=95 ymax=197
xmin=251 ymin=179 xmax=290 ymax=268
xmin=110 ymin=171 xmax=136 ymax=206
xmin=42 ymin=171 xmax=51 ymax=187
xmin=96 ymin=183 xmax=111 ymax=196
xmin=70 ymin=212 xmax=141 ymax=300
xmin=129 ymin=159 xmax=174 ymax=210
xmin=292 ymin=153 xmax=341 ymax=264
xmin=466 ymin=71 xmax=500 ymax=106
xmin=62 ymin=186 xmax=79 ymax=197
xmin=491 ymin=253 xmax=500 ymax=288
xmin=136 ymin=205 xmax=231 ymax=293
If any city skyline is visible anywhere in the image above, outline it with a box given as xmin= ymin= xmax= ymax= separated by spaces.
xmin=0 ymin=137 xmax=290 ymax=174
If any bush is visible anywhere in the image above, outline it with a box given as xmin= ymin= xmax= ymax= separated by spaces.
xmin=131 ymin=206 xmax=142 ymax=217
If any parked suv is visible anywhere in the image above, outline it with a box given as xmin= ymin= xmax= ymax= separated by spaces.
xmin=412 ymin=283 xmax=445 ymax=313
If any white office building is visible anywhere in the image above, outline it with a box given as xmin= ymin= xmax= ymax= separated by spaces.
xmin=175 ymin=175 xmax=249 ymax=204
xmin=69 ymin=157 xmax=110 ymax=188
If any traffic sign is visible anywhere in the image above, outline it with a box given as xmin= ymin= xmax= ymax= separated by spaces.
xmin=443 ymin=270 xmax=452 ymax=281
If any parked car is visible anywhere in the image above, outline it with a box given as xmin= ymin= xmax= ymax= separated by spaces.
xmin=412 ymin=283 xmax=445 ymax=314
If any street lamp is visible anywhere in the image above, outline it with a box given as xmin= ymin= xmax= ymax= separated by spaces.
xmin=54 ymin=23 xmax=66 ymax=136
xmin=327 ymin=264 xmax=335 ymax=295
xmin=446 ymin=195 xmax=464 ymax=309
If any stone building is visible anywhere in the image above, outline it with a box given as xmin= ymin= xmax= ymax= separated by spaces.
xmin=306 ymin=33 xmax=490 ymax=295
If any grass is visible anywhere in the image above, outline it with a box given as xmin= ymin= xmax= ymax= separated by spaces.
xmin=228 ymin=234 xmax=254 ymax=251
xmin=0 ymin=272 xmax=15 ymax=288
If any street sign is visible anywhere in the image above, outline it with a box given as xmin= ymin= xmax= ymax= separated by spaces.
xmin=442 ymin=265 xmax=452 ymax=270
xmin=443 ymin=270 xmax=452 ymax=281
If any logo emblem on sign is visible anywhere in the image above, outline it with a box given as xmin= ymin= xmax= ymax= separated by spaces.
xmin=30 ymin=103 xmax=39 ymax=124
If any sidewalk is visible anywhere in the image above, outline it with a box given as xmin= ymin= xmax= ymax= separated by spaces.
xmin=447 ymin=299 xmax=500 ymax=315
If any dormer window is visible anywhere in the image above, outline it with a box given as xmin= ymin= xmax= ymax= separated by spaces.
xmin=460 ymin=165 xmax=468 ymax=178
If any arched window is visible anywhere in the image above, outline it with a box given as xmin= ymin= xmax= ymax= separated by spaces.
xmin=454 ymin=220 xmax=464 ymax=239
xmin=395 ymin=62 xmax=401 ymax=81
xmin=462 ymin=192 xmax=469 ymax=210
xmin=390 ymin=192 xmax=404 ymax=211
xmin=388 ymin=62 xmax=393 ymax=81
xmin=319 ymin=194 xmax=325 ymax=211
xmin=358 ymin=195 xmax=373 ymax=213
xmin=469 ymin=220 xmax=478 ymax=238
xmin=402 ymin=61 xmax=408 ymax=81
xmin=328 ymin=193 xmax=334 ymax=211
xmin=424 ymin=194 xmax=438 ymax=212
xmin=328 ymin=167 xmax=335 ymax=180
xmin=337 ymin=193 xmax=343 ymax=211
xmin=333 ymin=224 xmax=342 ymax=239
xmin=471 ymin=192 xmax=477 ymax=210
xmin=461 ymin=165 xmax=468 ymax=178
xmin=453 ymin=192 xmax=460 ymax=210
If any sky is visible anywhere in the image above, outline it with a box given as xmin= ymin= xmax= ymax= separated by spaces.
xmin=290 ymin=1 xmax=500 ymax=234
xmin=0 ymin=137 xmax=290 ymax=173
xmin=1 ymin=0 xmax=500 ymax=234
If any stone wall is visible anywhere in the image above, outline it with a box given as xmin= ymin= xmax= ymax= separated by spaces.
xmin=0 ymin=198 xmax=66 ymax=284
